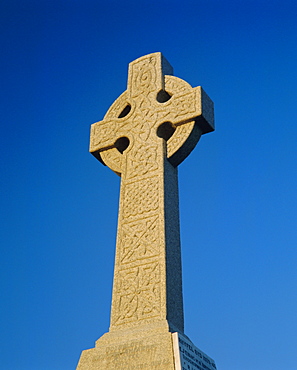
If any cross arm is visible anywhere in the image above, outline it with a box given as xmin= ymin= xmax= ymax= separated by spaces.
xmin=158 ymin=86 xmax=214 ymax=134
xmin=89 ymin=119 xmax=120 ymax=162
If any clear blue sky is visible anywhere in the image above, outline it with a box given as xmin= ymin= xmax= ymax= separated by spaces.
xmin=1 ymin=1 xmax=297 ymax=369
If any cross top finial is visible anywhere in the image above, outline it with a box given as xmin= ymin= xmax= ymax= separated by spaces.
xmin=90 ymin=52 xmax=214 ymax=175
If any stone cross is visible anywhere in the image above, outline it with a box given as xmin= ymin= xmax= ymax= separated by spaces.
xmin=90 ymin=52 xmax=214 ymax=335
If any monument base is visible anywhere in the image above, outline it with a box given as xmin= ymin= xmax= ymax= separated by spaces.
xmin=77 ymin=325 xmax=217 ymax=370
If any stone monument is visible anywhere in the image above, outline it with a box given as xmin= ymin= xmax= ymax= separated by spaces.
xmin=77 ymin=52 xmax=216 ymax=369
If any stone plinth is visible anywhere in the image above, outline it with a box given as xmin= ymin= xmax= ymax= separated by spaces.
xmin=77 ymin=325 xmax=176 ymax=369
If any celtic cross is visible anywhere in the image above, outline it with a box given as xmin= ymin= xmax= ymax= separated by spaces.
xmin=90 ymin=52 xmax=214 ymax=335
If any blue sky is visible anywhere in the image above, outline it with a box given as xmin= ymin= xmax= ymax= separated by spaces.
xmin=1 ymin=1 xmax=297 ymax=369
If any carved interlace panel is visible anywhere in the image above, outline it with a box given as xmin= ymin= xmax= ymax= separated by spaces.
xmin=120 ymin=215 xmax=159 ymax=264
xmin=123 ymin=177 xmax=159 ymax=219
xmin=114 ymin=262 xmax=161 ymax=325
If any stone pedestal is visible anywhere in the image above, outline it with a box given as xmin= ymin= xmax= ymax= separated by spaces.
xmin=77 ymin=325 xmax=217 ymax=370
xmin=77 ymin=323 xmax=176 ymax=369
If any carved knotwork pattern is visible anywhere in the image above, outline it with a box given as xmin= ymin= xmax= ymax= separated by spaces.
xmin=172 ymin=92 xmax=197 ymax=120
xmin=126 ymin=144 xmax=158 ymax=178
xmin=101 ymin=148 xmax=123 ymax=174
xmin=167 ymin=121 xmax=195 ymax=158
xmin=120 ymin=215 xmax=159 ymax=264
xmin=123 ymin=176 xmax=159 ymax=218
xmin=164 ymin=75 xmax=192 ymax=95
xmin=115 ymin=262 xmax=161 ymax=324
xmin=92 ymin=121 xmax=119 ymax=147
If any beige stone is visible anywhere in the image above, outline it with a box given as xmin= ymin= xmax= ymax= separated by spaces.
xmin=77 ymin=52 xmax=215 ymax=369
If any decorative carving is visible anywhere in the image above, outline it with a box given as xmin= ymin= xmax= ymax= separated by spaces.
xmin=172 ymin=90 xmax=198 ymax=118
xmin=167 ymin=121 xmax=195 ymax=159
xmin=123 ymin=177 xmax=159 ymax=218
xmin=164 ymin=75 xmax=192 ymax=95
xmin=114 ymin=262 xmax=161 ymax=325
xmin=91 ymin=120 xmax=119 ymax=148
xmin=126 ymin=146 xmax=159 ymax=179
xmin=120 ymin=215 xmax=159 ymax=264
xmin=130 ymin=56 xmax=158 ymax=97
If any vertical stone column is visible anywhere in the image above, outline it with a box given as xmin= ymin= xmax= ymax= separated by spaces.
xmin=109 ymin=138 xmax=184 ymax=334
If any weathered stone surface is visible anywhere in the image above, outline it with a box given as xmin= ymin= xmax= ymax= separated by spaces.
xmin=77 ymin=328 xmax=176 ymax=369
xmin=77 ymin=52 xmax=216 ymax=369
